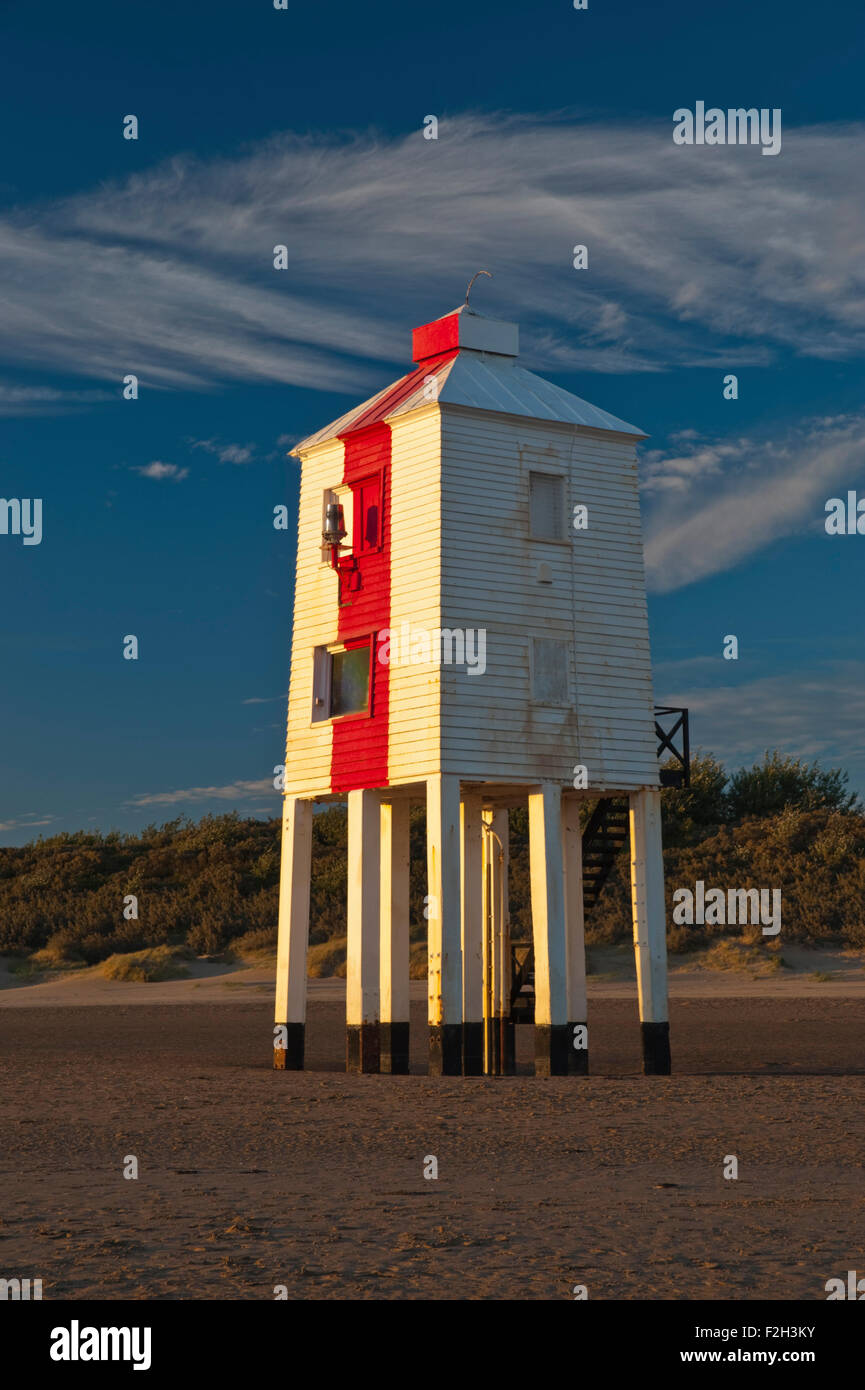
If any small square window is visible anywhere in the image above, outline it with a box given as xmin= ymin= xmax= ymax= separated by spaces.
xmin=531 ymin=637 xmax=569 ymax=705
xmin=529 ymin=472 xmax=565 ymax=541
xmin=331 ymin=643 xmax=371 ymax=716
xmin=353 ymin=474 xmax=382 ymax=553
xmin=313 ymin=638 xmax=372 ymax=721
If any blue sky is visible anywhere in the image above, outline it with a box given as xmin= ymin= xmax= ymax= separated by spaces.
xmin=1 ymin=0 xmax=863 ymax=844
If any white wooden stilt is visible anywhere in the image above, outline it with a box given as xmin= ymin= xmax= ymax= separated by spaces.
xmin=490 ymin=810 xmax=510 ymax=1030
xmin=347 ymin=788 xmax=381 ymax=1073
xmin=426 ymin=774 xmax=463 ymax=1075
xmin=629 ymin=787 xmax=671 ymax=1074
xmin=461 ymin=794 xmax=484 ymax=1075
xmin=562 ymin=795 xmax=589 ymax=1074
xmin=380 ymin=799 xmax=410 ymax=1074
xmin=482 ymin=808 xmax=513 ymax=1075
xmin=274 ymin=797 xmax=313 ymax=1070
xmin=528 ymin=783 xmax=569 ymax=1075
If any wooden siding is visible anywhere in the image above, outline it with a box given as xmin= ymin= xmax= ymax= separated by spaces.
xmin=285 ymin=400 xmax=660 ymax=798
xmin=283 ymin=438 xmax=342 ymax=797
xmin=386 ymin=407 xmax=443 ymax=784
xmin=439 ymin=407 xmax=659 ymax=792
xmin=331 ymin=424 xmax=391 ymax=793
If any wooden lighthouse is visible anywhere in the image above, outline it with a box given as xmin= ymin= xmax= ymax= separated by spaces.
xmin=274 ymin=301 xmax=674 ymax=1078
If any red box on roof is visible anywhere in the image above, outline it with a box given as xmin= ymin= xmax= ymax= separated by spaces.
xmin=412 ymin=314 xmax=461 ymax=363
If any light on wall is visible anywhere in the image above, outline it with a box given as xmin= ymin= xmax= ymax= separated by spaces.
xmin=323 ymin=500 xmax=348 ymax=574
xmin=322 ymin=501 xmax=347 ymax=548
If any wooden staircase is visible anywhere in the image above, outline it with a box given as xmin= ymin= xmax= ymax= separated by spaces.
xmin=580 ymin=796 xmax=630 ymax=913
xmin=508 ymin=705 xmax=691 ymax=1022
xmin=509 ymin=796 xmax=629 ymax=1023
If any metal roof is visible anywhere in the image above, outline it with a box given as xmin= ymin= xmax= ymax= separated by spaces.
xmin=430 ymin=353 xmax=645 ymax=437
xmin=292 ymin=342 xmax=645 ymax=455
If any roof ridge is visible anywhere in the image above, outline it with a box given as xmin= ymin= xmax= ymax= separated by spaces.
xmin=291 ymin=347 xmax=645 ymax=454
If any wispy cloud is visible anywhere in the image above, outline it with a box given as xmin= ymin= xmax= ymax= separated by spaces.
xmin=132 ymin=461 xmax=189 ymax=481
xmin=643 ymin=414 xmax=865 ymax=592
xmin=655 ymin=661 xmax=865 ymax=783
xmin=125 ymin=779 xmax=276 ymax=807
xmin=192 ymin=438 xmax=256 ymax=465
xmin=2 ymin=115 xmax=865 ymax=396
xmin=0 ymin=813 xmax=58 ymax=832
xmin=0 ymin=382 xmax=114 ymax=417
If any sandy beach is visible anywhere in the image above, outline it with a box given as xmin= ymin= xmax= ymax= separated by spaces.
xmin=2 ymin=952 xmax=865 ymax=1301
xmin=3 ymin=942 xmax=865 ymax=1008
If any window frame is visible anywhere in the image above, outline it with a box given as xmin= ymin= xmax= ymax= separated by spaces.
xmin=528 ymin=469 xmax=568 ymax=544
xmin=529 ymin=635 xmax=571 ymax=708
xmin=311 ymin=633 xmax=375 ymax=725
xmin=351 ymin=469 xmax=384 ymax=556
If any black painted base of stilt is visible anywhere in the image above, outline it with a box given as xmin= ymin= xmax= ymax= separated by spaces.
xmin=502 ymin=1018 xmax=516 ymax=1076
xmin=641 ymin=1021 xmax=671 ymax=1075
xmin=428 ymin=1024 xmax=462 ymax=1076
xmin=273 ymin=1022 xmax=304 ymax=1071
xmin=568 ymin=1022 xmax=589 ymax=1075
xmin=534 ymin=1024 xmax=570 ymax=1076
xmin=463 ymin=1021 xmax=483 ymax=1076
xmin=482 ymin=1018 xmax=516 ymax=1075
xmin=380 ymin=1022 xmax=410 ymax=1075
xmin=346 ymin=1023 xmax=381 ymax=1074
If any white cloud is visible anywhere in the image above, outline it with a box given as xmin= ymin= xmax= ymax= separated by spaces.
xmin=0 ymin=814 xmax=57 ymax=832
xmin=0 ymin=382 xmax=113 ymax=417
xmin=192 ymin=438 xmax=255 ymax=464
xmin=132 ymin=461 xmax=189 ymax=481
xmin=643 ymin=414 xmax=865 ymax=592
xmin=125 ymin=779 xmax=276 ymax=807
xmin=1 ymin=115 xmax=865 ymax=395
xmin=218 ymin=444 xmax=253 ymax=464
xmin=655 ymin=662 xmax=865 ymax=785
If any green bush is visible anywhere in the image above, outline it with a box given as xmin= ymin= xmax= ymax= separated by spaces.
xmin=1 ymin=751 xmax=862 ymax=965
xmin=101 ymin=946 xmax=191 ymax=982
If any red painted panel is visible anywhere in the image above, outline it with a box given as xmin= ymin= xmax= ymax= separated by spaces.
xmin=412 ymin=315 xmax=460 ymax=363
xmin=327 ymin=346 xmax=456 ymax=792
xmin=354 ymin=474 xmax=382 ymax=553
xmin=330 ymin=423 xmax=392 ymax=793
xmin=347 ymin=348 xmax=458 ymax=434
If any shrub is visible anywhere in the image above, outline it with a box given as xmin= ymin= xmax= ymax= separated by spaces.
xmin=307 ymin=937 xmax=347 ymax=977
xmin=232 ymin=926 xmax=278 ymax=957
xmin=726 ymin=751 xmax=860 ymax=821
xmin=100 ymin=946 xmax=191 ymax=982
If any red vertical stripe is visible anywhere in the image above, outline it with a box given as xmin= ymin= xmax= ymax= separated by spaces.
xmin=346 ymin=348 xmax=458 ymax=433
xmin=330 ymin=423 xmax=392 ymax=793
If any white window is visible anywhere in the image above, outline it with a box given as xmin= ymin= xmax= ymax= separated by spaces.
xmin=529 ymin=472 xmax=565 ymax=541
xmin=311 ymin=638 xmax=372 ymax=722
xmin=531 ymin=637 xmax=569 ymax=705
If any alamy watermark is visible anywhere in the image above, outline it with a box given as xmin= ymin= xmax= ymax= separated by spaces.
xmin=1 ymin=1276 xmax=42 ymax=1300
xmin=826 ymin=1270 xmax=865 ymax=1299
xmin=673 ymin=103 xmax=781 ymax=157
xmin=825 ymin=491 xmax=865 ymax=534
xmin=1 ymin=498 xmax=42 ymax=545
xmin=376 ymin=623 xmax=486 ymax=676
xmin=50 ymin=1321 xmax=152 ymax=1370
xmin=672 ymin=881 xmax=781 ymax=936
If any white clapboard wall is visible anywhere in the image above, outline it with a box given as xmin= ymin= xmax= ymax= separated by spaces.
xmin=439 ymin=405 xmax=659 ymax=792
xmin=282 ymin=308 xmax=660 ymax=798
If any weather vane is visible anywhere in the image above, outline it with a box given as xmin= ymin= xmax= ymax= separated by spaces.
xmin=464 ymin=269 xmax=493 ymax=308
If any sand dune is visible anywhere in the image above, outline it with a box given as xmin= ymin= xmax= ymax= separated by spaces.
xmin=2 ymin=944 xmax=864 ymax=1009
